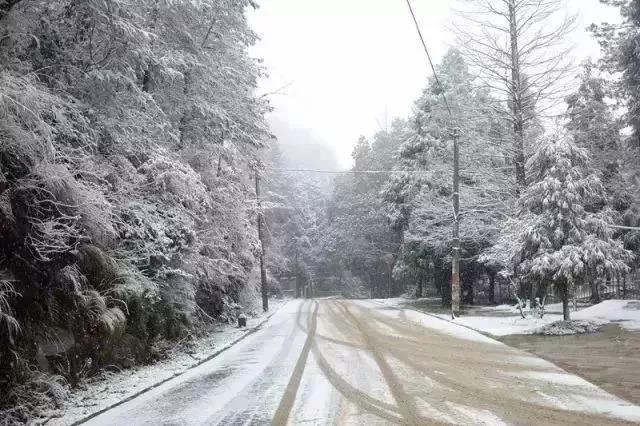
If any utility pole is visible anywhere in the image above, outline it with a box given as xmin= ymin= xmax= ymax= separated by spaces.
xmin=404 ymin=0 xmax=460 ymax=318
xmin=255 ymin=169 xmax=269 ymax=312
xmin=451 ymin=128 xmax=461 ymax=318
xmin=294 ymin=244 xmax=300 ymax=298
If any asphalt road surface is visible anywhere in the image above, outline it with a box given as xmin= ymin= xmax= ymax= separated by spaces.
xmin=85 ymin=299 xmax=640 ymax=425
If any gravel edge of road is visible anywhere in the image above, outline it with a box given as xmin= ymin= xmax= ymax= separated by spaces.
xmin=67 ymin=300 xmax=289 ymax=426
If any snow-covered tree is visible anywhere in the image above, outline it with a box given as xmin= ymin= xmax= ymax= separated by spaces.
xmin=592 ymin=0 xmax=640 ymax=146
xmin=321 ymin=128 xmax=405 ymax=298
xmin=0 ymin=1 xmax=270 ymax=417
xmin=566 ymin=62 xmax=622 ymax=177
xmin=590 ymin=0 xmax=640 ymax=259
xmin=516 ymin=135 xmax=632 ymax=320
xmin=384 ymin=49 xmax=513 ymax=304
xmin=455 ymin=0 xmax=576 ymax=190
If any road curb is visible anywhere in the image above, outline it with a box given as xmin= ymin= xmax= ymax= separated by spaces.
xmin=64 ymin=300 xmax=289 ymax=425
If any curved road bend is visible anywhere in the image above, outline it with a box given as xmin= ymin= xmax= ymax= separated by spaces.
xmin=85 ymin=299 xmax=640 ymax=425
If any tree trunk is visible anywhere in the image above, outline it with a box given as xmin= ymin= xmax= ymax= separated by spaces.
xmin=141 ymin=0 xmax=160 ymax=92
xmin=530 ymin=281 xmax=536 ymax=304
xmin=561 ymin=283 xmax=571 ymax=321
xmin=416 ymin=278 xmax=423 ymax=299
xmin=508 ymin=0 xmax=526 ymax=191
xmin=294 ymin=249 xmax=301 ymax=298
xmin=178 ymin=71 xmax=191 ymax=148
xmin=488 ymin=271 xmax=496 ymax=305
xmin=520 ymin=282 xmax=531 ymax=303
xmin=562 ymin=295 xmax=570 ymax=320
xmin=0 ymin=168 xmax=7 ymax=195
xmin=590 ymin=278 xmax=601 ymax=303
xmin=216 ymin=155 xmax=223 ymax=177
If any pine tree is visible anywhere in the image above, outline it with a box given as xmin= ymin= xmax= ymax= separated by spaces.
xmin=566 ymin=62 xmax=622 ymax=177
xmin=516 ymin=136 xmax=631 ymax=320
xmin=592 ymin=0 xmax=640 ymax=146
xmin=590 ymin=1 xmax=640 ymax=259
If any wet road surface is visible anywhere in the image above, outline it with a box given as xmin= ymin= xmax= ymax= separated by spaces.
xmin=85 ymin=299 xmax=640 ymax=425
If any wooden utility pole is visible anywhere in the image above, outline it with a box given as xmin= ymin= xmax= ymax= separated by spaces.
xmin=255 ymin=169 xmax=269 ymax=312
xmin=294 ymin=245 xmax=301 ymax=298
xmin=451 ymin=128 xmax=461 ymax=318
xmin=404 ymin=0 xmax=460 ymax=317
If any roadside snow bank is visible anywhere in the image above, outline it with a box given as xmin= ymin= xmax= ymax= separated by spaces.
xmin=446 ymin=300 xmax=640 ymax=336
xmin=573 ymin=300 xmax=640 ymax=331
xmin=535 ymin=319 xmax=606 ymax=335
xmin=383 ymin=297 xmax=640 ymax=336
xmin=446 ymin=314 xmax=563 ymax=336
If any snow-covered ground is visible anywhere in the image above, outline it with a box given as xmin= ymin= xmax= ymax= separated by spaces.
xmin=39 ymin=297 xmax=640 ymax=424
xmin=378 ymin=298 xmax=640 ymax=336
xmin=444 ymin=302 xmax=564 ymax=336
xmin=45 ymin=299 xmax=287 ymax=425
xmin=445 ymin=312 xmax=563 ymax=336
xmin=572 ymin=300 xmax=640 ymax=330
xmin=74 ymin=299 xmax=640 ymax=425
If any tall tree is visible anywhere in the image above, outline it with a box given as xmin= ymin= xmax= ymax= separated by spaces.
xmin=590 ymin=0 xmax=640 ymax=261
xmin=566 ymin=61 xmax=629 ymax=216
xmin=592 ymin=0 xmax=640 ymax=146
xmin=455 ymin=0 xmax=576 ymax=190
xmin=515 ymin=136 xmax=631 ymax=320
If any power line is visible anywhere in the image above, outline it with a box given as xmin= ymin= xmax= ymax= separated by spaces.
xmin=263 ymin=167 xmax=429 ymax=175
xmin=404 ymin=0 xmax=453 ymax=118
xmin=609 ymin=224 xmax=640 ymax=231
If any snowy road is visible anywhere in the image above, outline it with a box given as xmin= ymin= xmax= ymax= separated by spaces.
xmin=85 ymin=299 xmax=640 ymax=425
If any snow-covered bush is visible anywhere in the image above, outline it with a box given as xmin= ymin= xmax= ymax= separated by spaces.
xmin=535 ymin=320 xmax=603 ymax=336
xmin=141 ymin=155 xmax=211 ymax=212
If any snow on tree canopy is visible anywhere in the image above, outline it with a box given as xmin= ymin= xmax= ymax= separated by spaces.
xmin=517 ymin=135 xmax=632 ymax=292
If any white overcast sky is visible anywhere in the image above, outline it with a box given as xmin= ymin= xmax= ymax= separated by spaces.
xmin=248 ymin=0 xmax=621 ymax=168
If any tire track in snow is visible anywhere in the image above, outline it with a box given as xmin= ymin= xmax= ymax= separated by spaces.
xmin=205 ymin=300 xmax=309 ymax=424
xmin=311 ymin=301 xmax=404 ymax=423
xmin=347 ymin=301 xmax=638 ymax=425
xmin=271 ymin=299 xmax=318 ymax=424
xmin=337 ymin=300 xmax=433 ymax=425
